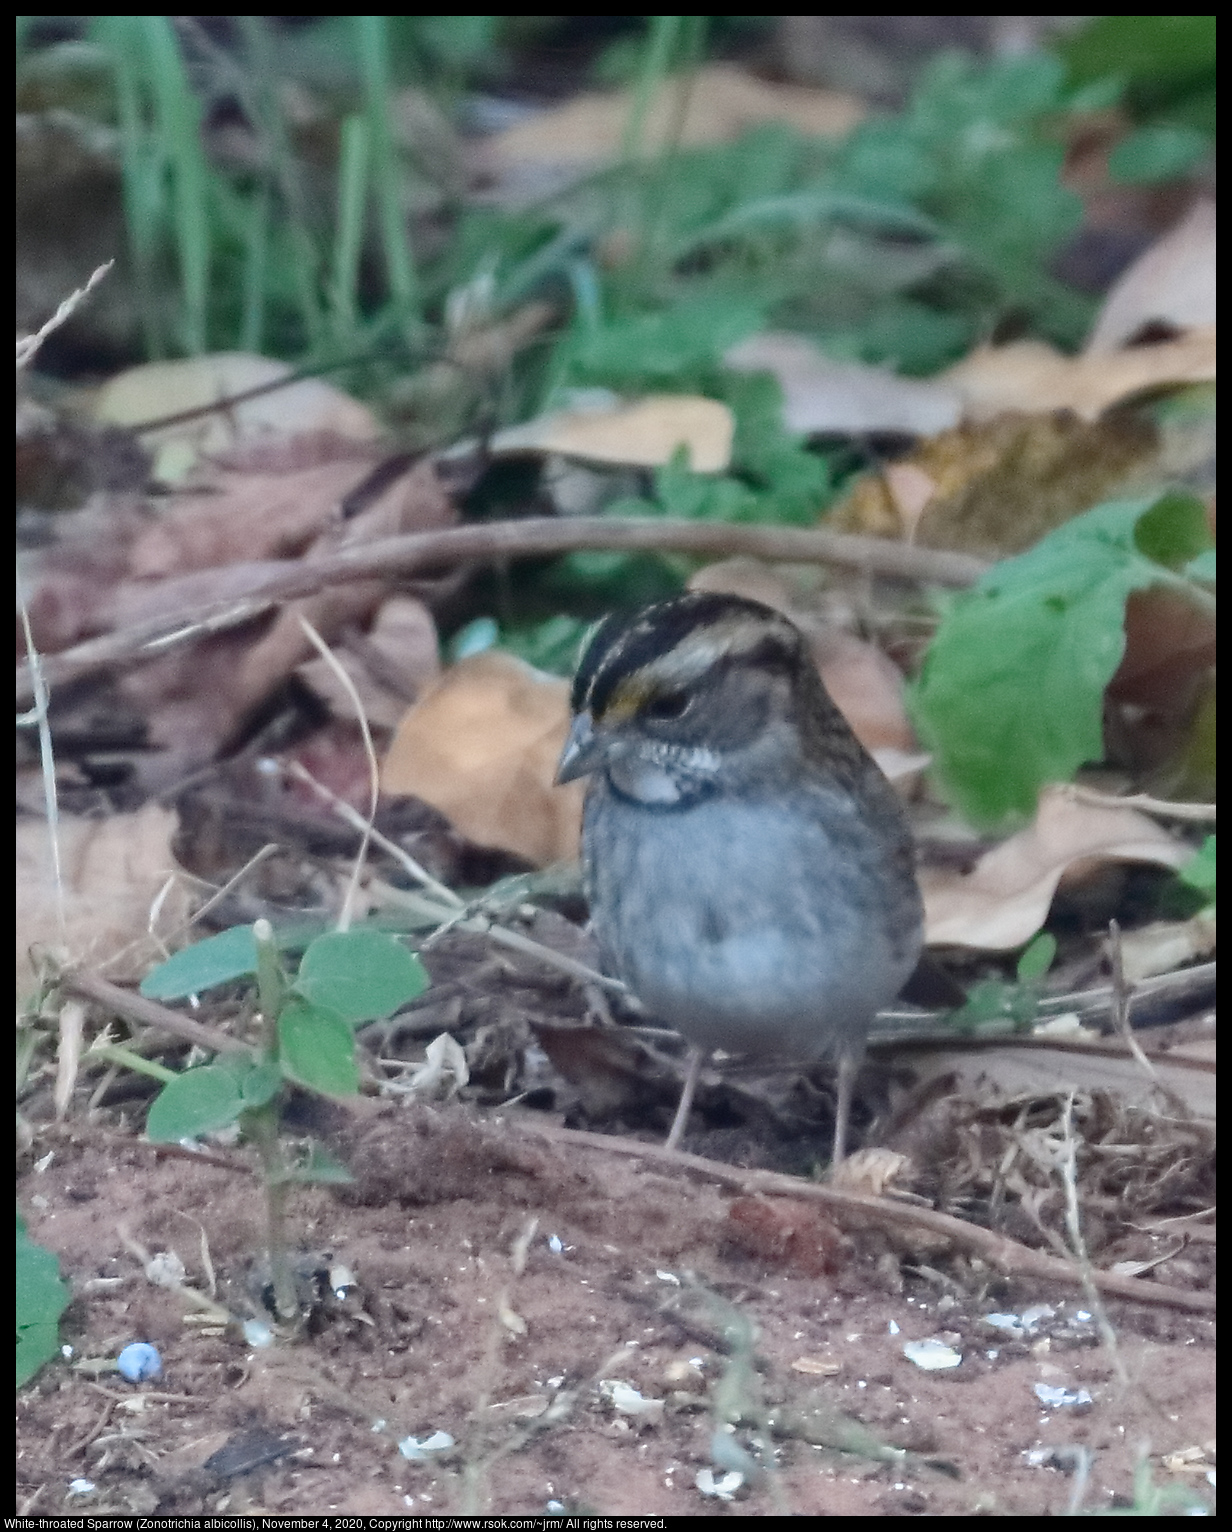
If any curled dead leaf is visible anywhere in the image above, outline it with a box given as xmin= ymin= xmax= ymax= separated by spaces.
xmin=726 ymin=332 xmax=961 ymax=438
xmin=921 ymin=785 xmax=1190 ymax=950
xmin=942 ymin=330 xmax=1216 ymax=425
xmin=491 ymin=393 xmax=734 ymax=473
xmin=92 ymin=353 xmax=378 ymax=480
xmin=380 ymin=651 xmax=582 ymax=867
xmin=484 ymin=63 xmax=863 ymax=174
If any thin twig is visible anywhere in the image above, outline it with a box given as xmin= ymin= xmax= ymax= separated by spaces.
xmin=1105 ymin=920 xmax=1162 ymax=1079
xmin=17 ymin=517 xmax=988 ymax=704
xmin=285 ymin=759 xmax=463 ymax=909
xmin=1059 ymin=784 xmax=1216 ymax=823
xmin=62 ymin=969 xmax=250 ymax=1055
xmin=296 ymin=617 xmax=378 ymax=932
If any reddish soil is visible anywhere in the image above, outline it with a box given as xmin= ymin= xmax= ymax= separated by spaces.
xmin=17 ymin=1101 xmax=1215 ymax=1517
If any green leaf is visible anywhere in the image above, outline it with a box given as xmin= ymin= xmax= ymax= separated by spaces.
xmin=146 ymin=1065 xmax=245 ymax=1142
xmin=140 ymin=926 xmax=259 ymax=999
xmin=910 ymin=493 xmax=1211 ymax=827
xmin=17 ymin=1214 xmax=71 ymax=1388
xmin=140 ymin=921 xmax=325 ymax=1000
xmin=1178 ymin=836 xmax=1215 ymax=904
xmin=1016 ymin=931 xmax=1057 ymax=983
xmin=240 ymin=1059 xmax=283 ymax=1109
xmin=295 ymin=929 xmax=428 ymax=1023
xmin=1108 ymin=125 xmax=1210 ymax=185
xmin=277 ymin=1000 xmax=359 ymax=1096
xmin=1133 ymin=491 xmax=1215 ymax=569
xmin=1185 ymin=549 xmax=1216 ymax=584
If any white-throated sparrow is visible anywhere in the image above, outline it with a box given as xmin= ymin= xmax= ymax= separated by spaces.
xmin=556 ymin=591 xmax=923 ymax=1162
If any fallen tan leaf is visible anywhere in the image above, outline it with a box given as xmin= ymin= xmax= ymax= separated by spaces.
xmin=380 ymin=651 xmax=583 ymax=866
xmin=1085 ymin=199 xmax=1217 ymax=353
xmin=126 ymin=438 xmax=389 ymax=580
xmin=942 ymin=329 xmax=1216 ymax=424
xmin=491 ymin=393 xmax=733 ymax=473
xmin=484 ymin=63 xmax=864 ymax=172
xmin=16 ymin=803 xmax=191 ymax=996
xmin=1116 ymin=915 xmax=1217 ymax=986
xmin=725 ymin=332 xmax=961 ymax=438
xmin=921 ymin=785 xmax=1190 ymax=950
xmin=92 ymin=353 xmax=378 ymax=479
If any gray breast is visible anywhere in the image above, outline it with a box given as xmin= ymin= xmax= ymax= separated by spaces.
xmin=583 ymin=783 xmax=921 ymax=1059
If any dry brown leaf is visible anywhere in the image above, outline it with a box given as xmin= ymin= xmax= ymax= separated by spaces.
xmin=921 ymin=785 xmax=1190 ymax=950
xmin=809 ymin=628 xmax=917 ymax=755
xmin=297 ymin=595 xmax=441 ymax=730
xmin=1086 ymin=199 xmax=1217 ymax=354
xmin=725 ymin=332 xmax=961 ymax=438
xmin=1117 ymin=915 xmax=1217 ymax=986
xmin=106 ymin=455 xmax=456 ymax=781
xmin=942 ymin=330 xmax=1216 ymax=424
xmin=91 ymin=353 xmax=378 ymax=479
xmin=16 ymin=804 xmax=190 ymax=996
xmin=380 ymin=651 xmax=583 ymax=866
xmin=829 ymin=411 xmax=1161 ymax=557
xmin=484 ymin=63 xmax=864 ymax=173
xmin=125 ymin=435 xmax=434 ymax=581
xmin=491 ymin=394 xmax=733 ymax=473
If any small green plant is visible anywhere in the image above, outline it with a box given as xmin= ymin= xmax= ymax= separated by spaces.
xmin=140 ymin=920 xmax=427 ymax=1320
xmin=16 ymin=1212 xmax=71 ymax=1388
xmin=910 ymin=490 xmax=1215 ymax=828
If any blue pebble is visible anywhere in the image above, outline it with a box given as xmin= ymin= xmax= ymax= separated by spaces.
xmin=117 ymin=1342 xmax=162 ymax=1383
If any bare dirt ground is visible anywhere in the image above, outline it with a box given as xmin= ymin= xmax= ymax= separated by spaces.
xmin=17 ymin=1088 xmax=1215 ymax=1518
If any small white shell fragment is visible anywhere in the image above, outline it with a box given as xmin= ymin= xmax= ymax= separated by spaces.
xmin=1033 ymin=1382 xmax=1092 ymax=1408
xmin=398 ymin=1430 xmax=455 ymax=1461
xmin=696 ymin=1468 xmax=744 ymax=1500
xmin=67 ymin=1480 xmax=96 ymax=1496
xmin=655 ymin=1270 xmax=681 ymax=1285
xmin=548 ymin=1235 xmax=564 ymax=1254
xmin=903 ymin=1338 xmax=962 ymax=1371
xmin=600 ymin=1379 xmax=665 ymax=1422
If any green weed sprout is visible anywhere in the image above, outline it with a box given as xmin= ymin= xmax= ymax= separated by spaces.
xmin=140 ymin=920 xmax=427 ymax=1321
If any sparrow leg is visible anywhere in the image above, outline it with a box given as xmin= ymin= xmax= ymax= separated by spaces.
xmin=665 ymin=1045 xmax=703 ymax=1152
xmin=831 ymin=1050 xmax=858 ymax=1169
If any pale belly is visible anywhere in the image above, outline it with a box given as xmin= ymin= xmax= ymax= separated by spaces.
xmin=583 ymin=786 xmax=920 ymax=1059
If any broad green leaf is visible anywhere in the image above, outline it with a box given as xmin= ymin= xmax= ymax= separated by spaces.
xmin=146 ymin=1065 xmax=245 ymax=1142
xmin=17 ymin=1215 xmax=71 ymax=1388
xmin=1179 ymin=836 xmax=1215 ymax=904
xmin=241 ymin=1059 xmax=283 ymax=1109
xmin=278 ymin=1000 xmax=359 ymax=1097
xmin=141 ymin=926 xmax=259 ymax=999
xmin=1132 ymin=491 xmax=1214 ymax=570
xmin=910 ymin=493 xmax=1213 ymax=827
xmin=295 ymin=929 xmax=428 ymax=1023
xmin=140 ymin=921 xmax=326 ymax=1000
xmin=1108 ymin=124 xmax=1210 ymax=185
xmin=1016 ymin=931 xmax=1057 ymax=983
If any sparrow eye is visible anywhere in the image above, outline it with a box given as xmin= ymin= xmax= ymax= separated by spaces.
xmin=642 ymin=688 xmax=691 ymax=722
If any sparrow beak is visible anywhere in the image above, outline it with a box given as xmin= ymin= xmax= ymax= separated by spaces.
xmin=556 ymin=710 xmax=604 ymax=784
